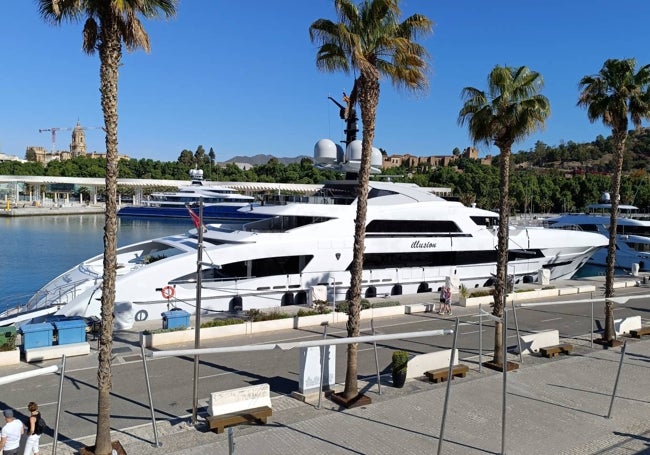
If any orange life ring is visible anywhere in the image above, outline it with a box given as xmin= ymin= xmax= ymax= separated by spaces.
xmin=161 ymin=286 xmax=175 ymax=299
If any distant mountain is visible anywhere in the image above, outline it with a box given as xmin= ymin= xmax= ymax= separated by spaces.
xmin=224 ymin=154 xmax=310 ymax=166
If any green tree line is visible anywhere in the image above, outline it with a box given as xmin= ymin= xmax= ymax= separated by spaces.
xmin=3 ymin=140 xmax=650 ymax=212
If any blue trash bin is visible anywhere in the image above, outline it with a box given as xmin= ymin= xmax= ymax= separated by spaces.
xmin=161 ymin=309 xmax=190 ymax=330
xmin=19 ymin=323 xmax=54 ymax=350
xmin=54 ymin=319 xmax=87 ymax=345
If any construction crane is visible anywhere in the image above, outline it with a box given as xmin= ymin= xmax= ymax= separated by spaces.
xmin=39 ymin=122 xmax=103 ymax=153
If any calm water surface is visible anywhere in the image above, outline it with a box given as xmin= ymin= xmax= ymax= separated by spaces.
xmin=0 ymin=215 xmax=192 ymax=310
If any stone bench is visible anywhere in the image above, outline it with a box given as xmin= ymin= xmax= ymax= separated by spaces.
xmin=206 ymin=384 xmax=272 ymax=434
xmin=425 ymin=364 xmax=469 ymax=383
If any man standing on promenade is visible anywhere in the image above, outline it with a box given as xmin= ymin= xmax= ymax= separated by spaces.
xmin=0 ymin=409 xmax=24 ymax=455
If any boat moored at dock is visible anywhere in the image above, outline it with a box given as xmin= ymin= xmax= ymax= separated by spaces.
xmin=6 ymin=178 xmax=608 ymax=329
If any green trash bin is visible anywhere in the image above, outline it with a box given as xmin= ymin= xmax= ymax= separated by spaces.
xmin=0 ymin=326 xmax=17 ymax=350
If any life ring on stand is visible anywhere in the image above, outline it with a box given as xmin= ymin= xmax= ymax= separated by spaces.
xmin=161 ymin=286 xmax=175 ymax=299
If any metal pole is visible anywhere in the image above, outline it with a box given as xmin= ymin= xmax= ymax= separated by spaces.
xmin=479 ymin=304 xmax=483 ymax=373
xmin=590 ymin=300 xmax=594 ymax=349
xmin=371 ymin=319 xmax=382 ymax=395
xmin=52 ymin=356 xmax=65 ymax=455
xmin=607 ymin=340 xmax=627 ymax=418
xmin=228 ymin=427 xmax=236 ymax=454
xmin=437 ymin=318 xmax=459 ymax=455
xmin=141 ymin=342 xmax=161 ymax=447
xmin=192 ymin=199 xmax=204 ymax=424
xmin=501 ymin=309 xmax=508 ymax=455
xmin=511 ymin=302 xmax=523 ymax=364
xmin=317 ymin=322 xmax=328 ymax=409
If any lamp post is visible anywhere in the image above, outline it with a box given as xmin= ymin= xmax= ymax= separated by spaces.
xmin=191 ymin=199 xmax=204 ymax=424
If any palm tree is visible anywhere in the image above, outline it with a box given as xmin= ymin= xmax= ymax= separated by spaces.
xmin=578 ymin=58 xmax=650 ymax=345
xmin=310 ymin=0 xmax=432 ymax=400
xmin=37 ymin=1 xmax=176 ymax=453
xmin=458 ymin=65 xmax=550 ymax=367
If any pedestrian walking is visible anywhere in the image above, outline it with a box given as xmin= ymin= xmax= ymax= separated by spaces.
xmin=437 ymin=286 xmax=446 ymax=313
xmin=23 ymin=402 xmax=44 ymax=455
xmin=443 ymin=286 xmax=452 ymax=315
xmin=0 ymin=409 xmax=24 ymax=455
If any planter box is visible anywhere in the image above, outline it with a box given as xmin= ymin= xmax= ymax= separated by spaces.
xmin=141 ymin=328 xmax=195 ymax=348
xmin=0 ymin=348 xmax=20 ymax=366
xmin=294 ymin=313 xmax=335 ymax=329
xmin=459 ymin=294 xmax=494 ymax=307
xmin=248 ymin=318 xmax=294 ymax=334
xmin=24 ymin=342 xmax=90 ymax=362
xmin=201 ymin=324 xmax=247 ymax=339
xmin=359 ymin=305 xmax=405 ymax=319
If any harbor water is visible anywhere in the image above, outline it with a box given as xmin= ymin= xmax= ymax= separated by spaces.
xmin=0 ymin=215 xmax=193 ymax=312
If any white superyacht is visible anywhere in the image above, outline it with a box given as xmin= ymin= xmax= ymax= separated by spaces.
xmin=7 ymin=158 xmax=607 ymax=329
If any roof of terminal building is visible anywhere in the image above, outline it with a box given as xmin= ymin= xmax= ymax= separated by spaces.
xmin=0 ymin=175 xmax=451 ymax=196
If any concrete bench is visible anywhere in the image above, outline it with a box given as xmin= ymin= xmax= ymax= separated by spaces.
xmin=615 ymin=316 xmax=642 ymax=336
xmin=515 ymin=330 xmax=559 ymax=355
xmin=630 ymin=326 xmax=650 ymax=338
xmin=206 ymin=384 xmax=272 ymax=434
xmin=406 ymin=349 xmax=459 ymax=379
xmin=425 ymin=364 xmax=469 ymax=383
xmin=539 ymin=343 xmax=573 ymax=358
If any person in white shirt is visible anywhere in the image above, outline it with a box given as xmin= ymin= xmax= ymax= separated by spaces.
xmin=0 ymin=409 xmax=25 ymax=455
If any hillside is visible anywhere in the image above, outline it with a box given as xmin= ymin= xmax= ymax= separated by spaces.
xmin=225 ymin=154 xmax=310 ymax=166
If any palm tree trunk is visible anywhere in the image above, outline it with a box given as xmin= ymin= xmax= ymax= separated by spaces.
xmin=492 ymin=146 xmax=511 ymax=366
xmin=343 ymin=73 xmax=379 ymax=400
xmin=94 ymin=14 xmax=121 ymax=455
xmin=603 ymin=129 xmax=627 ymax=343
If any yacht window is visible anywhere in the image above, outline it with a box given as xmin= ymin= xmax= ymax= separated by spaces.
xmin=172 ymin=254 xmax=314 ymax=283
xmin=581 ymin=224 xmax=599 ymax=232
xmin=245 ymin=216 xmax=331 ymax=232
xmin=470 ymin=216 xmax=499 ymax=228
xmin=366 ymin=219 xmax=461 ymax=233
xmin=368 ymin=188 xmax=399 ymax=199
xmin=617 ymin=225 xmax=650 ymax=236
xmin=356 ymin=249 xmax=543 ymax=270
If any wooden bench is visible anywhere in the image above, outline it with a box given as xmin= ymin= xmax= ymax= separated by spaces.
xmin=630 ymin=326 xmax=650 ymax=338
xmin=425 ymin=364 xmax=469 ymax=383
xmin=205 ymin=384 xmax=272 ymax=434
xmin=539 ymin=343 xmax=573 ymax=358
xmin=206 ymin=406 xmax=272 ymax=434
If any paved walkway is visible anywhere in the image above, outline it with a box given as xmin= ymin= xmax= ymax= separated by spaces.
xmin=6 ymin=276 xmax=650 ymax=455
xmin=45 ymin=333 xmax=650 ymax=455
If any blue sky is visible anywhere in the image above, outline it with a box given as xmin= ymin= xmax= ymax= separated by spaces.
xmin=2 ymin=1 xmax=650 ymax=163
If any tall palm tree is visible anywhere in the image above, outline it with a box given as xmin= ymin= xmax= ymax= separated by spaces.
xmin=310 ymin=0 xmax=432 ymax=400
xmin=578 ymin=58 xmax=650 ymax=345
xmin=37 ymin=1 xmax=176 ymax=453
xmin=458 ymin=65 xmax=550 ymax=367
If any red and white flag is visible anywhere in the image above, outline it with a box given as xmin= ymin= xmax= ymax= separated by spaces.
xmin=186 ymin=205 xmax=201 ymax=229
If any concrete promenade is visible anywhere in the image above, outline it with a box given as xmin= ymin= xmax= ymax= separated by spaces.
xmin=3 ymin=278 xmax=650 ymax=455
xmin=68 ymin=342 xmax=650 ymax=454
xmin=51 ymin=337 xmax=650 ymax=455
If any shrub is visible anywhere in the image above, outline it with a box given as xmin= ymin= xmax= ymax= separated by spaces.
xmin=335 ymin=299 xmax=400 ymax=314
xmin=0 ymin=333 xmax=16 ymax=352
xmin=200 ymin=318 xmax=245 ymax=328
xmin=391 ymin=350 xmax=409 ymax=373
xmin=142 ymin=326 xmax=189 ymax=335
xmin=468 ymin=289 xmax=494 ymax=298
xmin=310 ymin=301 xmax=332 ymax=314
xmin=245 ymin=309 xmax=291 ymax=322
xmin=296 ymin=307 xmax=332 ymax=317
